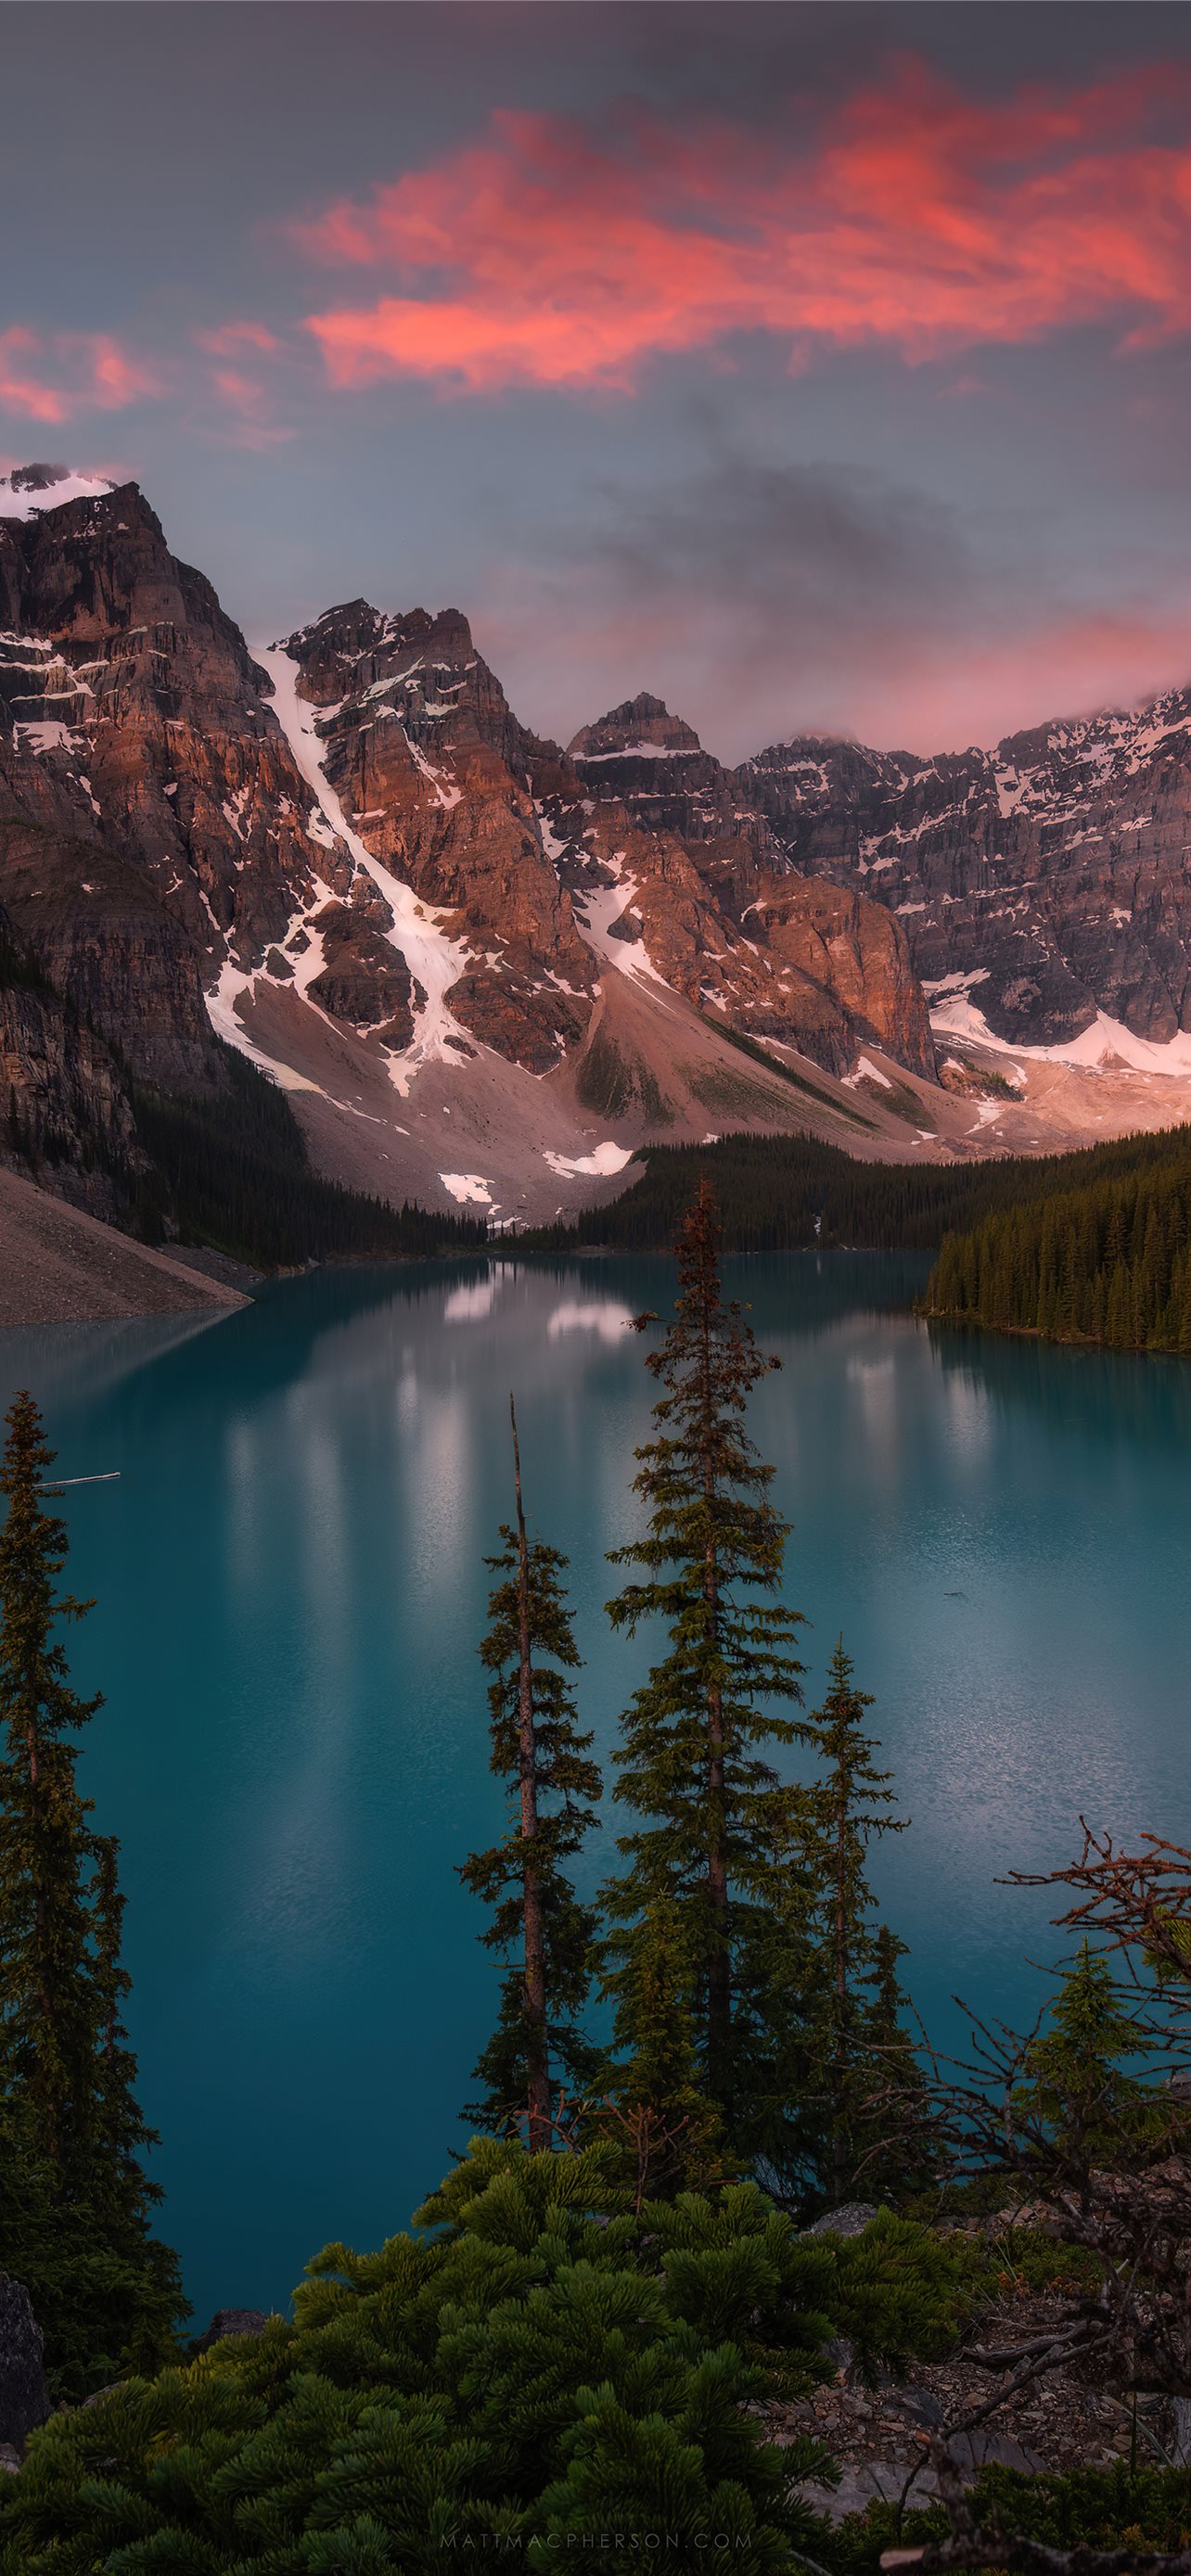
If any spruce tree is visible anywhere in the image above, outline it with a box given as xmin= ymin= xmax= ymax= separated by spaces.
xmin=0 ymin=1390 xmax=184 ymax=2395
xmin=598 ymin=1892 xmax=724 ymax=2203
xmin=1013 ymin=1940 xmax=1164 ymax=2172
xmin=460 ymin=1397 xmax=601 ymax=2145
xmin=795 ymin=1639 xmax=915 ymax=2209
xmin=601 ymin=1179 xmax=808 ymax=2143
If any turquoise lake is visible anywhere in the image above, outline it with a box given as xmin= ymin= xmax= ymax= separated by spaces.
xmin=2 ymin=1250 xmax=1189 ymax=2326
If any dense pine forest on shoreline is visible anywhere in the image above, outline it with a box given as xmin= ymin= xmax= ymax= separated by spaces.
xmin=520 ymin=1121 xmax=1191 ymax=1263
xmin=923 ymin=1142 xmax=1191 ymax=1353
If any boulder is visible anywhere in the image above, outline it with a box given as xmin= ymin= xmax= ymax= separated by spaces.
xmin=801 ymin=2200 xmax=879 ymax=2238
xmin=799 ymin=2429 xmax=1042 ymax=2527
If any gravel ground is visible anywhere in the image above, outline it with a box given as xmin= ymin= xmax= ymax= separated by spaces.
xmin=767 ymin=2282 xmax=1161 ymax=2523
xmin=0 ymin=1167 xmax=250 ymax=1328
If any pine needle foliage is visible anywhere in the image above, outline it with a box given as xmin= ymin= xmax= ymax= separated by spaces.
xmin=519 ymin=1122 xmax=1191 ymax=1257
xmin=817 ymin=2462 xmax=1191 ymax=2576
xmin=1013 ymin=1941 xmax=1168 ymax=2171
xmin=925 ymin=1146 xmax=1191 ymax=1352
xmin=0 ymin=2139 xmax=972 ymax=2573
xmin=460 ymin=1400 xmax=601 ymax=2143
xmin=0 ymin=1391 xmax=185 ymax=2396
xmin=793 ymin=1641 xmax=919 ymax=2210
xmin=601 ymin=1180 xmax=810 ymax=2143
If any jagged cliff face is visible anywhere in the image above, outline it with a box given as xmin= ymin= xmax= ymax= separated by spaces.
xmin=0 ymin=903 xmax=144 ymax=1220
xmin=0 ymin=721 xmax=216 ymax=1090
xmin=0 ymin=478 xmax=277 ymax=1086
xmin=565 ymin=697 xmax=936 ymax=1080
xmin=736 ymin=698 xmax=1191 ymax=1054
xmin=568 ymin=691 xmax=772 ymax=890
xmin=0 ymin=474 xmax=941 ymax=1161
xmin=274 ymin=604 xmax=597 ymax=1074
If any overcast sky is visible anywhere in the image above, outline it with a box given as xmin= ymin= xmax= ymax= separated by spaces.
xmin=5 ymin=0 xmax=1191 ymax=760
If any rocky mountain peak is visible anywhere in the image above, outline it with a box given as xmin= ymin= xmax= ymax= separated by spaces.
xmin=565 ymin=686 xmax=781 ymax=917
xmin=567 ymin=692 xmax=704 ymax=762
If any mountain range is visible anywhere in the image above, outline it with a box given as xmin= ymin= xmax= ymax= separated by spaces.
xmin=3 ymin=461 xmax=1191 ymax=1240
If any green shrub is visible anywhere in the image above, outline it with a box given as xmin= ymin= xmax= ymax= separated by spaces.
xmin=0 ymin=2142 xmax=970 ymax=2572
xmin=822 ymin=2463 xmax=1191 ymax=2576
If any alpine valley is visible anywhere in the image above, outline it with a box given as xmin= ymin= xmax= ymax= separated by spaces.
xmin=6 ymin=461 xmax=1191 ymax=1248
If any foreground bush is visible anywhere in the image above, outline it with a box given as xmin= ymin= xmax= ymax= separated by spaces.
xmin=0 ymin=2140 xmax=967 ymax=2573
xmin=824 ymin=2462 xmax=1191 ymax=2576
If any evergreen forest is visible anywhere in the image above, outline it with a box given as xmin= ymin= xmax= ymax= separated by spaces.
xmin=522 ymin=1120 xmax=1191 ymax=1260
xmin=2 ymin=1188 xmax=1191 ymax=2571
xmin=130 ymin=1042 xmax=486 ymax=1269
xmin=924 ymin=1142 xmax=1191 ymax=1351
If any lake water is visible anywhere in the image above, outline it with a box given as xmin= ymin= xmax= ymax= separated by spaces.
xmin=2 ymin=1251 xmax=1189 ymax=2327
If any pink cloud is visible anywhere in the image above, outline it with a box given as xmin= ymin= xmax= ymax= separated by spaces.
xmin=191 ymin=321 xmax=295 ymax=446
xmin=193 ymin=321 xmax=281 ymax=357
xmin=478 ymin=530 xmax=1191 ymax=764
xmin=290 ymin=62 xmax=1191 ymax=394
xmin=0 ymin=330 xmax=70 ymax=423
xmin=208 ymin=365 xmax=296 ymax=450
xmin=0 ymin=327 xmax=160 ymax=421
xmin=857 ymin=607 xmax=1191 ymax=756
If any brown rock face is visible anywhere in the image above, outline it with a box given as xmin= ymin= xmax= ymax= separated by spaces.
xmin=736 ymin=697 xmax=1191 ymax=1052
xmin=305 ymin=899 xmax=416 ymax=1046
xmin=745 ymin=876 xmax=936 ymax=1079
xmin=0 ymin=486 xmax=308 ymax=1078
xmin=0 ymin=724 xmax=214 ymax=1088
xmin=568 ymin=691 xmax=774 ymax=899
xmin=0 ymin=488 xmax=433 ymax=1090
xmin=279 ymin=603 xmax=599 ymax=1070
xmin=559 ymin=698 xmax=935 ymax=1078
xmin=1 ymin=470 xmax=941 ymax=1211
xmin=0 ymin=904 xmax=145 ymax=1220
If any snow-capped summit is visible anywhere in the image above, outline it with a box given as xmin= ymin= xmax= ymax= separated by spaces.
xmin=0 ymin=464 xmax=116 ymax=521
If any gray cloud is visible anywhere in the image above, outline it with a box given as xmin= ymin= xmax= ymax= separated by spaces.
xmin=593 ymin=449 xmax=971 ymax=628
xmin=469 ymin=425 xmax=1191 ymax=763
xmin=475 ymin=441 xmax=991 ymax=759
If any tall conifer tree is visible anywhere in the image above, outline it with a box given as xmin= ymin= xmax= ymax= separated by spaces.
xmin=0 ymin=1389 xmax=184 ymax=2395
xmin=795 ymin=1639 xmax=916 ymax=2207
xmin=601 ymin=1180 xmax=808 ymax=2137
xmin=461 ymin=1397 xmax=601 ymax=2145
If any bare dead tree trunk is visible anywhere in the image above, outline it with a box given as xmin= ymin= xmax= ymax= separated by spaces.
xmin=1172 ymin=2397 xmax=1191 ymax=2466
xmin=510 ymin=1396 xmax=550 ymax=2151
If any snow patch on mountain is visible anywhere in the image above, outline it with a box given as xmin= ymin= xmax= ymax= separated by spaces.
xmin=571 ymin=864 xmax=668 ymax=988
xmin=929 ymin=988 xmax=1191 ymax=1079
xmin=543 ymin=1141 xmax=636 ymax=1178
xmin=254 ymin=645 xmax=474 ymax=1092
xmin=576 ymin=743 xmax=688 ymax=762
xmin=0 ymin=467 xmax=115 ymax=521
